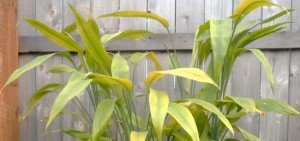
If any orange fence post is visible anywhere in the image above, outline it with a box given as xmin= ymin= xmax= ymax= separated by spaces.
xmin=0 ymin=0 xmax=19 ymax=141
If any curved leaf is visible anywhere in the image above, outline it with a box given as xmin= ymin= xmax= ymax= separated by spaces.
xmin=233 ymin=125 xmax=261 ymax=141
xmin=63 ymin=129 xmax=91 ymax=140
xmin=92 ymin=99 xmax=116 ymax=141
xmin=255 ymin=99 xmax=299 ymax=115
xmin=100 ymin=11 xmax=169 ymax=29
xmin=145 ymin=68 xmax=217 ymax=88
xmin=89 ymin=73 xmax=132 ymax=91
xmin=188 ymin=99 xmax=234 ymax=133
xmin=101 ymin=30 xmax=152 ymax=44
xmin=63 ymin=23 xmax=77 ymax=34
xmin=112 ymin=54 xmax=130 ymax=79
xmin=25 ymin=19 xmax=83 ymax=53
xmin=130 ymin=131 xmax=148 ymax=141
xmin=48 ymin=64 xmax=76 ymax=74
xmin=21 ymin=83 xmax=62 ymax=122
xmin=149 ymin=89 xmax=169 ymax=141
xmin=3 ymin=53 xmax=56 ymax=88
xmin=46 ymin=79 xmax=92 ymax=127
xmin=128 ymin=52 xmax=162 ymax=71
xmin=249 ymin=49 xmax=275 ymax=92
xmin=225 ymin=96 xmax=261 ymax=113
xmin=167 ymin=103 xmax=200 ymax=141
xmin=260 ymin=9 xmax=294 ymax=24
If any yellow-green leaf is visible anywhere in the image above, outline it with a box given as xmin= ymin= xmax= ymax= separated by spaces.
xmin=255 ymin=99 xmax=299 ymax=115
xmin=46 ymin=79 xmax=92 ymax=127
xmin=89 ymin=73 xmax=132 ymax=91
xmin=145 ymin=68 xmax=217 ymax=87
xmin=225 ymin=96 xmax=261 ymax=113
xmin=3 ymin=53 xmax=56 ymax=87
xmin=188 ymin=99 xmax=234 ymax=133
xmin=233 ymin=0 xmax=281 ymax=23
xmin=130 ymin=131 xmax=148 ymax=141
xmin=25 ymin=19 xmax=83 ymax=53
xmin=101 ymin=30 xmax=152 ymax=44
xmin=168 ymin=103 xmax=200 ymax=141
xmin=100 ymin=11 xmax=169 ymax=29
xmin=63 ymin=129 xmax=91 ymax=140
xmin=249 ymin=49 xmax=275 ymax=92
xmin=128 ymin=52 xmax=162 ymax=71
xmin=112 ymin=54 xmax=130 ymax=79
xmin=233 ymin=125 xmax=261 ymax=141
xmin=149 ymin=89 xmax=169 ymax=141
xmin=92 ymin=99 xmax=116 ymax=141
xmin=48 ymin=64 xmax=76 ymax=74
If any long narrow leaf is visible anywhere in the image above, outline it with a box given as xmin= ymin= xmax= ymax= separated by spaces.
xmin=149 ymin=89 xmax=169 ymax=141
xmin=89 ymin=73 xmax=132 ymax=91
xmin=101 ymin=30 xmax=152 ymax=44
xmin=92 ymin=99 xmax=116 ymax=141
xmin=130 ymin=131 xmax=148 ymax=141
xmin=255 ymin=99 xmax=299 ymax=115
xmin=112 ymin=54 xmax=130 ymax=79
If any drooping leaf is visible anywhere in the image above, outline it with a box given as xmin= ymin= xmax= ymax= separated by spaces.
xmin=25 ymin=19 xmax=83 ymax=53
xmin=3 ymin=53 xmax=55 ymax=87
xmin=46 ymin=79 xmax=92 ymax=127
xmin=255 ymin=99 xmax=299 ymax=115
xmin=145 ymin=68 xmax=217 ymax=88
xmin=233 ymin=125 xmax=261 ymax=141
xmin=128 ymin=52 xmax=163 ymax=71
xmin=21 ymin=83 xmax=62 ymax=122
xmin=188 ymin=99 xmax=234 ymax=133
xmin=92 ymin=99 xmax=116 ymax=141
xmin=168 ymin=103 xmax=200 ymax=141
xmin=233 ymin=0 xmax=281 ymax=23
xmin=130 ymin=131 xmax=148 ymax=141
xmin=100 ymin=11 xmax=169 ymax=29
xmin=63 ymin=129 xmax=91 ymax=140
xmin=260 ymin=9 xmax=294 ymax=24
xmin=101 ymin=30 xmax=152 ymax=44
xmin=68 ymin=4 xmax=112 ymax=73
xmin=112 ymin=54 xmax=130 ymax=79
xmin=210 ymin=18 xmax=231 ymax=81
xmin=149 ymin=88 xmax=169 ymax=141
xmin=249 ymin=49 xmax=275 ymax=92
xmin=89 ymin=73 xmax=132 ymax=91
xmin=63 ymin=23 xmax=77 ymax=34
xmin=225 ymin=96 xmax=261 ymax=113
xmin=48 ymin=64 xmax=76 ymax=74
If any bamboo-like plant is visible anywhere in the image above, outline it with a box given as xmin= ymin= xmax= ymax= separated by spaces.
xmin=1 ymin=0 xmax=299 ymax=141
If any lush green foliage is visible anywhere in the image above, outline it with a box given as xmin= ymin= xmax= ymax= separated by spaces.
xmin=1 ymin=0 xmax=299 ymax=141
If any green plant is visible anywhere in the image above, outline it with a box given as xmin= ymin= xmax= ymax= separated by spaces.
xmin=1 ymin=0 xmax=299 ymax=141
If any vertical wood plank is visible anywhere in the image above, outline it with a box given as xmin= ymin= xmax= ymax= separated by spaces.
xmin=0 ymin=1 xmax=19 ymax=141
xmin=35 ymin=55 xmax=63 ymax=141
xmin=93 ymin=0 xmax=120 ymax=33
xmin=18 ymin=0 xmax=36 ymax=36
xmin=262 ymin=0 xmax=292 ymax=31
xmin=148 ymin=0 xmax=175 ymax=33
xmin=176 ymin=0 xmax=205 ymax=33
xmin=232 ymin=52 xmax=261 ymax=137
xmin=119 ymin=0 xmax=147 ymax=30
xmin=19 ymin=55 xmax=36 ymax=141
xmin=63 ymin=0 xmax=91 ymax=28
xmin=259 ymin=50 xmax=290 ymax=141
xmin=174 ymin=51 xmax=191 ymax=99
xmin=292 ymin=0 xmax=300 ymax=32
xmin=205 ymin=0 xmax=232 ymax=20
xmin=288 ymin=49 xmax=300 ymax=141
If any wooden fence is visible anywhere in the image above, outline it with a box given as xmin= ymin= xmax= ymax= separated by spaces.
xmin=18 ymin=0 xmax=300 ymax=141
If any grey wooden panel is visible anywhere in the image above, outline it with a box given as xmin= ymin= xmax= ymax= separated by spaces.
xmin=148 ymin=0 xmax=175 ymax=33
xmin=205 ymin=0 xmax=232 ymax=20
xmin=292 ymin=0 xmax=300 ymax=32
xmin=232 ymin=52 xmax=261 ymax=138
xmin=35 ymin=55 xmax=63 ymax=141
xmin=63 ymin=0 xmax=91 ymax=28
xmin=176 ymin=0 xmax=205 ymax=33
xmin=19 ymin=54 xmax=36 ymax=141
xmin=93 ymin=0 xmax=120 ymax=33
xmin=119 ymin=0 xmax=146 ymax=30
xmin=259 ymin=50 xmax=290 ymax=141
xmin=18 ymin=0 xmax=36 ymax=36
xmin=19 ymin=32 xmax=300 ymax=53
xmin=262 ymin=0 xmax=292 ymax=31
xmin=287 ymin=49 xmax=300 ymax=141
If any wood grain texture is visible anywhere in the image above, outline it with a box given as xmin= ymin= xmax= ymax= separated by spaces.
xmin=176 ymin=0 xmax=205 ymax=33
xmin=205 ymin=0 xmax=232 ymax=20
xmin=93 ymin=0 xmax=120 ymax=33
xmin=18 ymin=0 xmax=36 ymax=36
xmin=19 ymin=55 xmax=37 ymax=141
xmin=292 ymin=0 xmax=300 ymax=32
xmin=287 ymin=49 xmax=300 ymax=141
xmin=0 ymin=1 xmax=19 ymax=141
xmin=148 ymin=0 xmax=175 ymax=33
xmin=35 ymin=55 xmax=63 ymax=141
xmin=259 ymin=50 xmax=290 ymax=141
xmin=232 ymin=52 xmax=261 ymax=138
xmin=63 ymin=0 xmax=91 ymax=28
xmin=119 ymin=0 xmax=146 ymax=30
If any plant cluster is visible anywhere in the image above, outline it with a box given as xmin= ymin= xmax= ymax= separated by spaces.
xmin=2 ymin=0 xmax=299 ymax=141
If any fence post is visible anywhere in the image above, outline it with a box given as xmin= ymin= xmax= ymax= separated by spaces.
xmin=0 ymin=0 xmax=19 ymax=141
